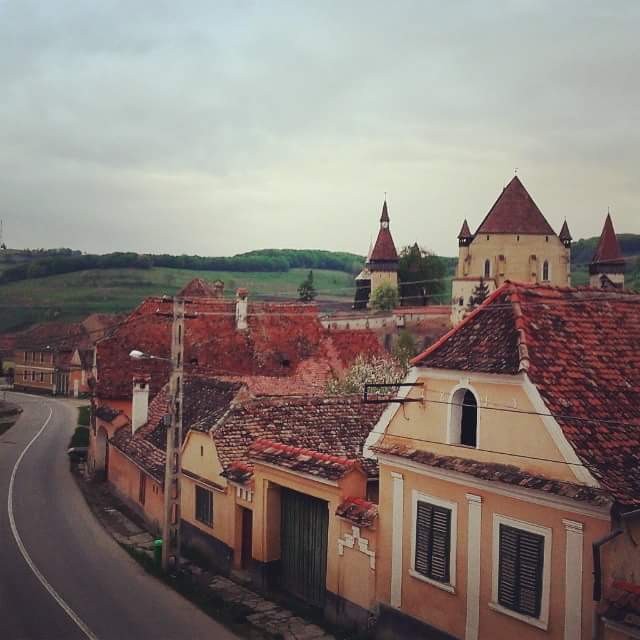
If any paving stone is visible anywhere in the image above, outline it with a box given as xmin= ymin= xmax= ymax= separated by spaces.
xmin=254 ymin=601 xmax=278 ymax=612
xmin=293 ymin=624 xmax=326 ymax=640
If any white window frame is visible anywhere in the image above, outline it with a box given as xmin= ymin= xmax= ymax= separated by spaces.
xmin=410 ymin=490 xmax=457 ymax=593
xmin=490 ymin=513 xmax=552 ymax=630
xmin=447 ymin=383 xmax=481 ymax=448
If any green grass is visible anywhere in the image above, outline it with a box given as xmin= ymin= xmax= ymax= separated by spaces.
xmin=0 ymin=266 xmax=356 ymax=332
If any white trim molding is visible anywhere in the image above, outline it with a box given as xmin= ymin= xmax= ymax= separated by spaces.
xmin=421 ymin=367 xmax=525 ymax=386
xmin=562 ymin=519 xmax=584 ymax=640
xmin=522 ymin=374 xmax=599 ymax=487
xmin=378 ymin=453 xmax=611 ymax=521
xmin=490 ymin=513 xmax=552 ymax=631
xmin=390 ymin=471 xmax=404 ymax=608
xmin=409 ymin=490 xmax=458 ymax=594
xmin=337 ymin=526 xmax=376 ymax=570
xmin=363 ymin=367 xmax=419 ymax=459
xmin=465 ymin=494 xmax=482 ymax=640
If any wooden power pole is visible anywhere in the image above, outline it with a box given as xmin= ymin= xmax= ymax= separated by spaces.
xmin=162 ymin=297 xmax=185 ymax=572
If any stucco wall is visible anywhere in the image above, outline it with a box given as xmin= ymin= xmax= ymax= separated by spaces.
xmin=376 ymin=461 xmax=610 ymax=640
xmin=107 ymin=447 xmax=164 ymax=534
xmin=383 ymin=372 xmax=581 ymax=483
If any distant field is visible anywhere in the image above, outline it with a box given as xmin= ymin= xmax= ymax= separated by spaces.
xmin=0 ymin=267 xmax=356 ymax=332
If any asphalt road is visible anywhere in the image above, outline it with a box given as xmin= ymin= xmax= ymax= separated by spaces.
xmin=0 ymin=392 xmax=239 ymax=640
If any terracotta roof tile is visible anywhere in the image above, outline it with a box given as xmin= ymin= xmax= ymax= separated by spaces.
xmin=475 ymin=176 xmax=556 ymax=236
xmin=412 ymin=282 xmax=640 ymax=505
xmin=458 ymin=219 xmax=473 ymax=240
xmin=336 ymin=497 xmax=379 ymax=528
xmin=374 ymin=441 xmax=610 ymax=506
xmin=368 ymin=228 xmax=399 ymax=263
xmin=96 ymin=297 xmax=382 ymax=400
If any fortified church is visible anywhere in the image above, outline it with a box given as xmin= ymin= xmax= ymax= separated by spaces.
xmin=451 ymin=175 xmax=626 ymax=323
xmin=354 ymin=176 xmax=627 ymax=327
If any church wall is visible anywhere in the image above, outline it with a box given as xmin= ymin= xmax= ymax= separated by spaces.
xmin=370 ymin=270 xmax=398 ymax=294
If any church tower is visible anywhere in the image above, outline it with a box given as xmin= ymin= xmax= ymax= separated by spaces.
xmin=353 ymin=200 xmax=399 ymax=309
xmin=589 ymin=213 xmax=625 ymax=288
xmin=451 ymin=176 xmax=571 ymax=324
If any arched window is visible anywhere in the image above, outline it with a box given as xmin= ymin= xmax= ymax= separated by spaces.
xmin=484 ymin=259 xmax=491 ymax=279
xmin=542 ymin=260 xmax=549 ymax=281
xmin=449 ymin=387 xmax=478 ymax=447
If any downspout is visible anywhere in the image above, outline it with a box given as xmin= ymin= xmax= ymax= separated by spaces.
xmin=592 ymin=528 xmax=623 ymax=640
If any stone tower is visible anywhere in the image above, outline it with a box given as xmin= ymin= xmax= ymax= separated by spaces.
xmin=353 ymin=200 xmax=399 ymax=309
xmin=589 ymin=213 xmax=625 ymax=288
xmin=451 ymin=176 xmax=571 ymax=324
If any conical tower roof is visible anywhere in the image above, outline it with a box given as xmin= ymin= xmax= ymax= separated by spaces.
xmin=559 ymin=220 xmax=572 ymax=242
xmin=475 ymin=176 xmax=556 ymax=236
xmin=368 ymin=200 xmax=398 ymax=264
xmin=380 ymin=200 xmax=390 ymax=223
xmin=458 ymin=219 xmax=473 ymax=239
xmin=591 ymin=213 xmax=623 ymax=263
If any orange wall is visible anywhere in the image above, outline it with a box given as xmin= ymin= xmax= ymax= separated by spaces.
xmin=376 ymin=461 xmax=610 ymax=640
xmin=108 ymin=447 xmax=164 ymax=533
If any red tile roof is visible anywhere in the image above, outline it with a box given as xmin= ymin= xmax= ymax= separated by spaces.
xmin=249 ymin=438 xmax=361 ymax=481
xmin=95 ymin=297 xmax=383 ymax=400
xmin=110 ymin=377 xmax=243 ymax=482
xmin=412 ymin=282 xmax=640 ymax=505
xmin=177 ymin=278 xmax=223 ymax=298
xmin=591 ymin=214 xmax=624 ymax=264
xmin=374 ymin=441 xmax=609 ymax=506
xmin=214 ymin=395 xmax=386 ymax=482
xmin=368 ymin=228 xmax=399 ymax=263
xmin=475 ymin=176 xmax=556 ymax=236
xmin=336 ymin=497 xmax=379 ymax=528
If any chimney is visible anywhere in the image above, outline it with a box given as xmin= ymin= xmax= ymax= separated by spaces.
xmin=131 ymin=376 xmax=150 ymax=433
xmin=235 ymin=288 xmax=248 ymax=331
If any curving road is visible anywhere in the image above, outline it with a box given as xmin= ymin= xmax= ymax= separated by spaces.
xmin=0 ymin=392 xmax=239 ymax=640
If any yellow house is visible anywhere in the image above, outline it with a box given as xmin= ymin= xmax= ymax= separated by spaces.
xmin=369 ymin=282 xmax=640 ymax=640
xmin=451 ymin=176 xmax=572 ymax=325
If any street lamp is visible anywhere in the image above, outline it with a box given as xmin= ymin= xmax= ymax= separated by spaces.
xmin=128 ymin=297 xmax=185 ymax=573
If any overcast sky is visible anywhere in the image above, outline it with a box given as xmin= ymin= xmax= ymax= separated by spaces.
xmin=1 ymin=1 xmax=638 ymax=258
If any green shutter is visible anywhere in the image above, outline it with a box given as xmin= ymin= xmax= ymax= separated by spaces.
xmin=498 ymin=524 xmax=544 ymax=618
xmin=415 ymin=501 xmax=451 ymax=583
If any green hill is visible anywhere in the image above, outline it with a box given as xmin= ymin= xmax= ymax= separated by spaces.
xmin=0 ymin=266 xmax=357 ymax=332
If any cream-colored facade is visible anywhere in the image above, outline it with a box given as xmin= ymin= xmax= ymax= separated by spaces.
xmin=370 ymin=269 xmax=398 ymax=294
xmin=452 ymin=233 xmax=570 ymax=324
xmin=371 ymin=367 xmax=613 ymax=640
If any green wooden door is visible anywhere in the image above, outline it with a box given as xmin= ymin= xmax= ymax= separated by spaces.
xmin=280 ymin=488 xmax=328 ymax=607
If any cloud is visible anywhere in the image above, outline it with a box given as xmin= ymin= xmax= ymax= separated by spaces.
xmin=0 ymin=1 xmax=638 ymax=256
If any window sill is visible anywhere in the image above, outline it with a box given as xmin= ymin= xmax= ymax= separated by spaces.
xmin=195 ymin=518 xmax=214 ymax=529
xmin=409 ymin=569 xmax=455 ymax=594
xmin=488 ymin=602 xmax=548 ymax=631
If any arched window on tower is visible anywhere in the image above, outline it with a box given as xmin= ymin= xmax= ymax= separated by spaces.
xmin=449 ymin=387 xmax=478 ymax=448
xmin=484 ymin=259 xmax=491 ymax=279
xmin=542 ymin=260 xmax=550 ymax=282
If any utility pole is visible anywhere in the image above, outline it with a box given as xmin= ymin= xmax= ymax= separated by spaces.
xmin=162 ymin=297 xmax=185 ymax=572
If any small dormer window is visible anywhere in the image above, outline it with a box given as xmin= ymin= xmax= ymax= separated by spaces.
xmin=484 ymin=259 xmax=491 ymax=279
xmin=449 ymin=387 xmax=478 ymax=448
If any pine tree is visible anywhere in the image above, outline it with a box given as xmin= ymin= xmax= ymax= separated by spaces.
xmin=297 ymin=270 xmax=317 ymax=302
xmin=466 ymin=277 xmax=490 ymax=311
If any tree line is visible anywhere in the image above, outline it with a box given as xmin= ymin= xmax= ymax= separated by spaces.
xmin=0 ymin=248 xmax=367 ymax=285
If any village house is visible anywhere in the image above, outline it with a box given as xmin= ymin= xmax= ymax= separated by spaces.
xmin=366 ymin=282 xmax=639 ymax=640
xmin=106 ymin=379 xmax=387 ymax=629
xmin=12 ymin=314 xmax=120 ymax=397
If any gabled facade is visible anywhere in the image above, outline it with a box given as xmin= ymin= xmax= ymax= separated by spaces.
xmin=370 ymin=283 xmax=640 ymax=640
xmin=451 ymin=177 xmax=571 ymax=325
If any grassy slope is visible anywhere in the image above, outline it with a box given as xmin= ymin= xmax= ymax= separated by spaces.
xmin=0 ymin=267 xmax=356 ymax=331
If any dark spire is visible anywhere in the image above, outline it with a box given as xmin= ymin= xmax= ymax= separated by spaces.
xmin=591 ymin=213 xmax=624 ymax=264
xmin=458 ymin=219 xmax=472 ymax=239
xmin=559 ymin=220 xmax=572 ymax=247
xmin=380 ymin=200 xmax=389 ymax=224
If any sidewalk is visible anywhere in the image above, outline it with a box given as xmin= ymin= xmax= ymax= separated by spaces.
xmin=73 ymin=466 xmax=338 ymax=640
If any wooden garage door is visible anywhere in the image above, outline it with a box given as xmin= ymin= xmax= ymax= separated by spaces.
xmin=280 ymin=488 xmax=328 ymax=607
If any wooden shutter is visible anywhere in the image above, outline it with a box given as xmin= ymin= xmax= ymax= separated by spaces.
xmin=415 ymin=501 xmax=451 ymax=583
xmin=498 ymin=524 xmax=544 ymax=618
